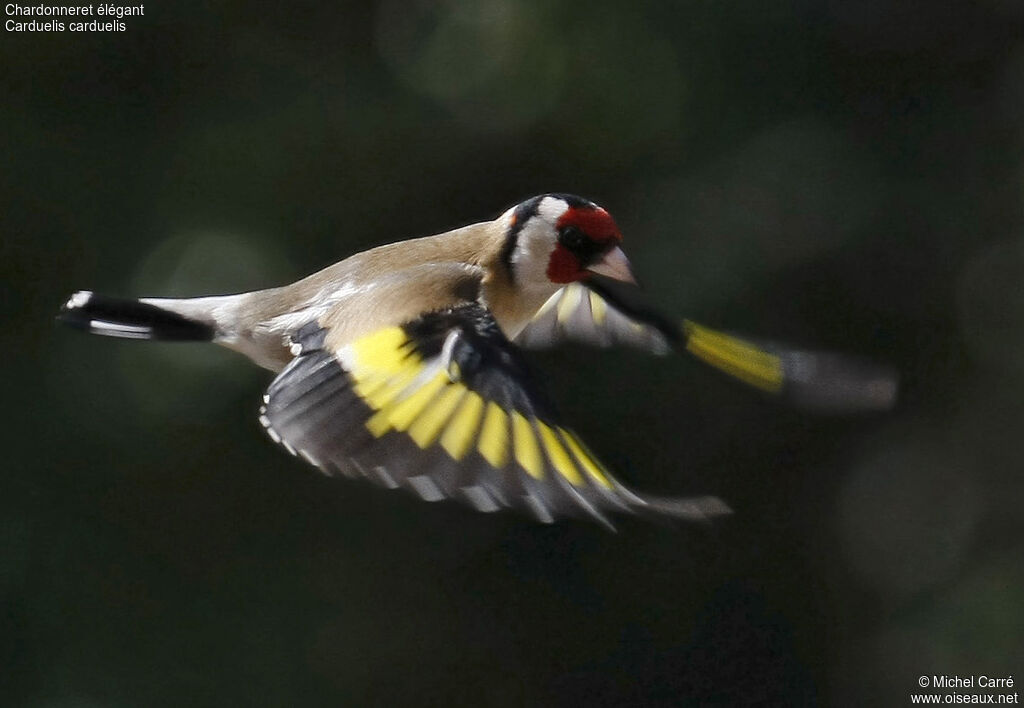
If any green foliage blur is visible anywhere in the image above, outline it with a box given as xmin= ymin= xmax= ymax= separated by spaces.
xmin=3 ymin=2 xmax=1023 ymax=706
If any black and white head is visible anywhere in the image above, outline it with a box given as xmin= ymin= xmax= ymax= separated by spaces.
xmin=500 ymin=194 xmax=636 ymax=292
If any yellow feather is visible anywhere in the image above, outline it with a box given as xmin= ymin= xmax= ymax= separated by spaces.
xmin=538 ymin=423 xmax=582 ymax=486
xmin=362 ymin=368 xmax=419 ymax=410
xmin=562 ymin=430 xmax=612 ymax=489
xmin=478 ymin=402 xmax=509 ymax=468
xmin=351 ymin=327 xmax=414 ymax=374
xmin=683 ymin=320 xmax=784 ymax=393
xmin=557 ymin=285 xmax=582 ymax=325
xmin=352 ymin=372 xmax=389 ymax=401
xmin=588 ymin=290 xmax=607 ymax=326
xmin=407 ymin=386 xmax=464 ymax=449
xmin=512 ymin=412 xmax=544 ymax=480
xmin=365 ymin=407 xmax=393 ymax=437
xmin=383 ymin=371 xmax=449 ymax=432
xmin=346 ymin=326 xmax=426 ymax=411
xmin=440 ymin=392 xmax=484 ymax=461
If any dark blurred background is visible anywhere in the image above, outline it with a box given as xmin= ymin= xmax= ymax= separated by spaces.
xmin=3 ymin=1 xmax=1024 ymax=706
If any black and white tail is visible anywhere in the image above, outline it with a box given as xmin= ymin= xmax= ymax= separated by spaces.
xmin=58 ymin=291 xmax=216 ymax=341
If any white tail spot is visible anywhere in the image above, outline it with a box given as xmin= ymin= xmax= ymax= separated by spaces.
xmin=66 ymin=291 xmax=93 ymax=309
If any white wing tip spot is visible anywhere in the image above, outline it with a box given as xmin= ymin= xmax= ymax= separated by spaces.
xmin=524 ymin=493 xmax=554 ymax=524
xmin=462 ymin=485 xmax=499 ymax=513
xmin=373 ymin=465 xmax=398 ymax=489
xmin=264 ymin=425 xmax=282 ymax=444
xmin=482 ymin=482 xmax=509 ymax=507
xmin=298 ymin=448 xmax=321 ymax=468
xmin=408 ymin=475 xmax=444 ymax=502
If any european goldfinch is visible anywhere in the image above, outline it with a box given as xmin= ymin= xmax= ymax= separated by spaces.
xmin=59 ymin=194 xmax=897 ymax=527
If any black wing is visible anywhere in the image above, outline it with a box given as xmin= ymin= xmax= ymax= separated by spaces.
xmin=259 ymin=304 xmax=729 ymax=527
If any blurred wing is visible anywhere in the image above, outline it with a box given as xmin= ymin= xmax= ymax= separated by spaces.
xmin=516 ymin=281 xmax=898 ymax=413
xmin=260 ymin=303 xmax=729 ymax=527
xmin=682 ymin=320 xmax=899 ymax=412
xmin=514 ymin=282 xmax=676 ymax=354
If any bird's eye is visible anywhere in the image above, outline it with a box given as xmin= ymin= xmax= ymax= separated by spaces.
xmin=559 ymin=225 xmax=587 ymax=250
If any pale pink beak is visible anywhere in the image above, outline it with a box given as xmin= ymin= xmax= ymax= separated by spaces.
xmin=586 ymin=246 xmax=637 ymax=284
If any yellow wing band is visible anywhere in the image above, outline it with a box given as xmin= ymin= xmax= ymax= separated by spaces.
xmin=366 ymin=370 xmax=447 ymax=437
xmin=512 ymin=412 xmax=544 ymax=480
xmin=344 ymin=325 xmax=617 ymax=489
xmin=478 ymin=402 xmax=510 ymax=468
xmin=561 ymin=430 xmax=613 ymax=489
xmin=682 ymin=320 xmax=784 ymax=393
xmin=440 ymin=392 xmax=485 ymax=461
xmin=350 ymin=327 xmax=413 ymax=375
xmin=538 ymin=423 xmax=582 ymax=486
xmin=407 ymin=386 xmax=465 ymax=448
xmin=350 ymin=326 xmax=423 ymax=406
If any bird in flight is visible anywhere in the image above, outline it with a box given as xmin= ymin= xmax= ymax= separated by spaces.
xmin=59 ymin=194 xmax=896 ymax=528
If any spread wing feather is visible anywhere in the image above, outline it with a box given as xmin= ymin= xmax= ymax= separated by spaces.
xmin=260 ymin=304 xmax=730 ymax=527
